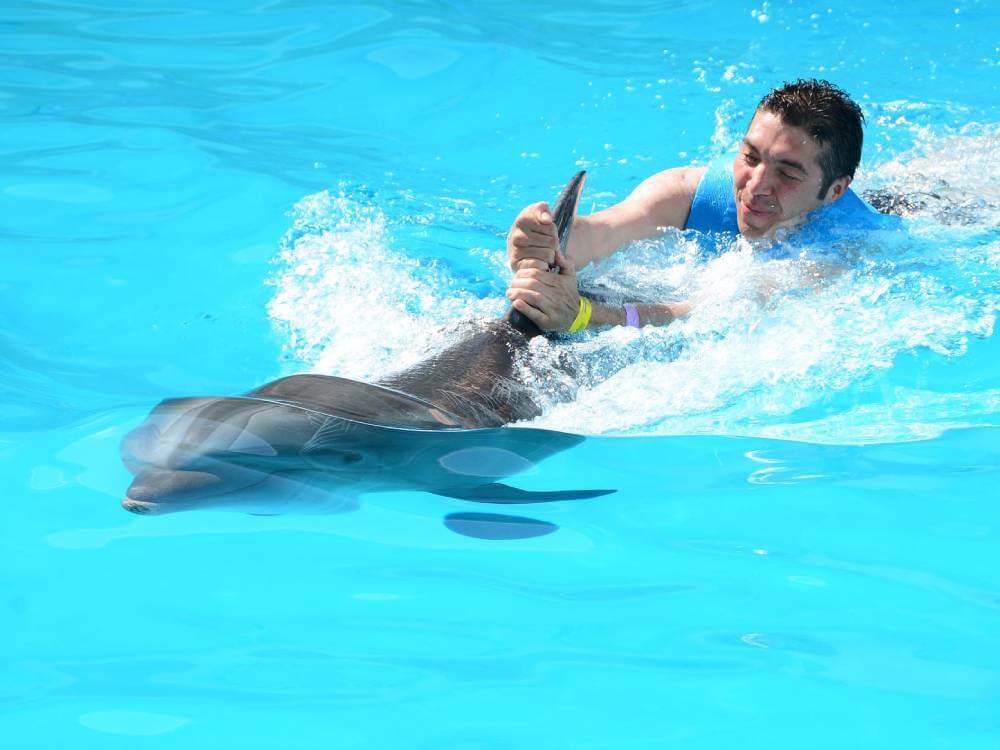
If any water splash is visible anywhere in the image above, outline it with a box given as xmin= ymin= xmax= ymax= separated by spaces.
xmin=269 ymin=129 xmax=998 ymax=444
xmin=865 ymin=123 xmax=1000 ymax=227
xmin=267 ymin=188 xmax=504 ymax=380
xmin=533 ymin=241 xmax=996 ymax=440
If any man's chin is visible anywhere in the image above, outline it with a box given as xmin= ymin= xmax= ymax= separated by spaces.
xmin=737 ymin=208 xmax=779 ymax=238
xmin=737 ymin=218 xmax=771 ymax=238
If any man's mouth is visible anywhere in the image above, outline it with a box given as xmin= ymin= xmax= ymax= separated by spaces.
xmin=742 ymin=201 xmax=777 ymax=217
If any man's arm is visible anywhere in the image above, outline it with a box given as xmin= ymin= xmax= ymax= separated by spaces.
xmin=507 ymin=255 xmax=695 ymax=332
xmin=507 ymin=166 xmax=706 ymax=271
xmin=587 ymin=299 xmax=694 ymax=327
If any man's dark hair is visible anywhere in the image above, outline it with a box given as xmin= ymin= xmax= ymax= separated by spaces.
xmin=757 ymin=79 xmax=864 ymax=198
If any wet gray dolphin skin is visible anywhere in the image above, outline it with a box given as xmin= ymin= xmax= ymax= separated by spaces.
xmin=120 ymin=172 xmax=607 ymax=516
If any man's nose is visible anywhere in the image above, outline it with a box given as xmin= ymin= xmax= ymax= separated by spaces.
xmin=747 ymin=163 xmax=774 ymax=195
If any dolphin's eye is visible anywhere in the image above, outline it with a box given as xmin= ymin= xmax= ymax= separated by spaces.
xmin=340 ymin=451 xmax=363 ymax=465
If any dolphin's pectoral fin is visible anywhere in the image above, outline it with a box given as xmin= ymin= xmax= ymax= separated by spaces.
xmin=431 ymin=483 xmax=615 ymax=504
xmin=444 ymin=512 xmax=559 ymax=540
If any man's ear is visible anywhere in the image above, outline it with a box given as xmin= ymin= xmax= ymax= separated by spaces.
xmin=823 ymin=175 xmax=852 ymax=204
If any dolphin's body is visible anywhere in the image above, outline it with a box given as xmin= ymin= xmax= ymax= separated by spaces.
xmin=120 ymin=172 xmax=604 ymax=517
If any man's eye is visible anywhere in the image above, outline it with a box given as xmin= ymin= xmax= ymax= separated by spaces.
xmin=743 ymin=153 xmax=759 ymax=165
xmin=780 ymin=171 xmax=800 ymax=181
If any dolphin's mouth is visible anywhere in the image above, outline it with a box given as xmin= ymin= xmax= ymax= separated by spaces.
xmin=121 ymin=498 xmax=163 ymax=515
xmin=125 ymin=467 xmax=223 ymax=500
xmin=122 ymin=464 xmax=271 ymax=514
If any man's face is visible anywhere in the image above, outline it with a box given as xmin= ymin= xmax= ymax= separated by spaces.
xmin=733 ymin=110 xmax=850 ymax=238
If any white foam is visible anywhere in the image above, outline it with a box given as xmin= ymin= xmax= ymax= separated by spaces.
xmin=269 ymin=129 xmax=998 ymax=444
xmin=267 ymin=189 xmax=503 ymax=380
xmin=864 ymin=124 xmax=1000 ymax=227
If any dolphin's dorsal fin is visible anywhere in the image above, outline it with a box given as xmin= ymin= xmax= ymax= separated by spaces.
xmin=504 ymin=171 xmax=587 ymax=337
xmin=551 ymin=170 xmax=587 ymax=256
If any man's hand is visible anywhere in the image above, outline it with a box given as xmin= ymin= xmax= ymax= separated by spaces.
xmin=506 ymin=252 xmax=581 ymax=332
xmin=507 ymin=202 xmax=559 ymax=270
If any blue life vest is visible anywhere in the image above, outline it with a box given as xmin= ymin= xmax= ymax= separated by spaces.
xmin=685 ymin=156 xmax=898 ymax=243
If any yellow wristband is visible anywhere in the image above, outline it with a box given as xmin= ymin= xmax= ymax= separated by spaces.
xmin=568 ymin=296 xmax=593 ymax=333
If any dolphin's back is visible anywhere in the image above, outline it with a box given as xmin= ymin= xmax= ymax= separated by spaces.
xmin=377 ymin=321 xmax=539 ymax=428
xmin=248 ymin=374 xmax=465 ymax=430
xmin=242 ymin=320 xmax=539 ymax=431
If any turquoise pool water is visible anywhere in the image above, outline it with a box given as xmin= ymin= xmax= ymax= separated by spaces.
xmin=3 ymin=1 xmax=999 ymax=747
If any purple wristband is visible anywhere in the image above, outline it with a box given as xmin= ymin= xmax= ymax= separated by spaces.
xmin=624 ymin=303 xmax=640 ymax=328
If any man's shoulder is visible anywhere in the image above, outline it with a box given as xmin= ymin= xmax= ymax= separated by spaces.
xmin=608 ymin=166 xmax=711 ymax=234
xmin=644 ymin=165 xmax=707 ymax=192
xmin=681 ymin=165 xmax=708 ymax=196
xmin=629 ymin=166 xmax=707 ymax=208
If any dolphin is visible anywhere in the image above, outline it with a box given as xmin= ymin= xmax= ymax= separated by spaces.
xmin=120 ymin=172 xmax=608 ymax=517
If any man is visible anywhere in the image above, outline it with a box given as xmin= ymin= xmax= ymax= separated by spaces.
xmin=505 ymin=79 xmax=889 ymax=333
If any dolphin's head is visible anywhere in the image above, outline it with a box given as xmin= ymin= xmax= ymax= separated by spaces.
xmin=119 ymin=396 xmax=322 ymax=514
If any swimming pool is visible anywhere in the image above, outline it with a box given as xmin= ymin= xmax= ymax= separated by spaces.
xmin=3 ymin=0 xmax=999 ymax=746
